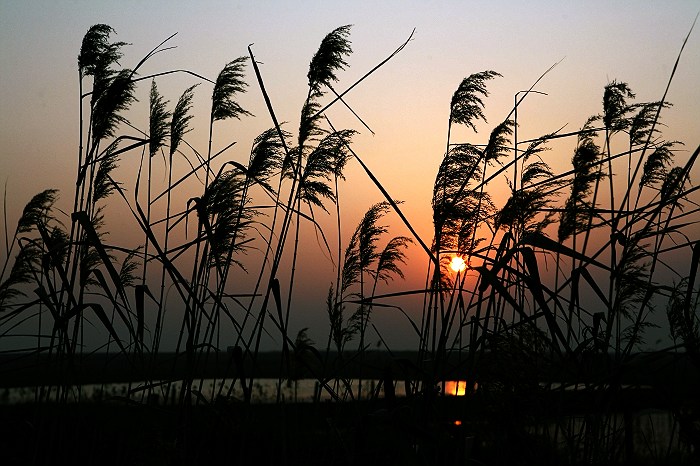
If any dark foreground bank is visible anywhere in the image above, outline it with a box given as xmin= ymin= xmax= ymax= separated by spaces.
xmin=1 ymin=387 xmax=698 ymax=466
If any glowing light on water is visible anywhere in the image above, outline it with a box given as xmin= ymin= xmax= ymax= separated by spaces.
xmin=445 ymin=380 xmax=468 ymax=396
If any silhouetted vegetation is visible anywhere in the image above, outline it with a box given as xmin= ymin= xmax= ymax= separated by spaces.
xmin=1 ymin=22 xmax=699 ymax=465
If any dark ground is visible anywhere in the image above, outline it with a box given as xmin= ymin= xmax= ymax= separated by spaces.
xmin=0 ymin=351 xmax=698 ymax=465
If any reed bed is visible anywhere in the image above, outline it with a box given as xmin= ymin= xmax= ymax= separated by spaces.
xmin=0 ymin=22 xmax=698 ymax=465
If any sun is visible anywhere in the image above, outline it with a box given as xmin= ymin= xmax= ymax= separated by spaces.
xmin=449 ymin=256 xmax=467 ymax=273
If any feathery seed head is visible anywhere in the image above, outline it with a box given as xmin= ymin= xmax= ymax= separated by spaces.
xmin=450 ymin=70 xmax=501 ymax=132
xmin=248 ymin=127 xmax=289 ymax=185
xmin=603 ymin=80 xmax=635 ymax=133
xmin=170 ymin=84 xmax=197 ymax=156
xmin=308 ymin=25 xmax=353 ymax=93
xmin=211 ymin=57 xmax=252 ymax=121
xmin=91 ymin=69 xmax=137 ymax=143
xmin=79 ymin=24 xmax=127 ymax=78
xmin=149 ymin=80 xmax=171 ymax=158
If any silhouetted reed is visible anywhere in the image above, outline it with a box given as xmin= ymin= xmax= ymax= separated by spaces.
xmin=1 ymin=20 xmax=698 ymax=466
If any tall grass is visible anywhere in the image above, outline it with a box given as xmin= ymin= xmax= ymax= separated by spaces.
xmin=0 ymin=21 xmax=698 ymax=465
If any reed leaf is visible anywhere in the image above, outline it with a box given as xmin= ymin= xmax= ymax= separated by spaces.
xmin=86 ymin=302 xmax=129 ymax=354
xmin=520 ymin=247 xmax=569 ymax=354
xmin=522 ymin=231 xmax=610 ymax=271
xmin=135 ymin=284 xmax=145 ymax=345
xmin=576 ymin=266 xmax=611 ymax=308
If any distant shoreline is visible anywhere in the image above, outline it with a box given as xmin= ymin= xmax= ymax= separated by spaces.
xmin=0 ymin=350 xmax=416 ymax=387
xmin=1 ymin=350 xmax=696 ymax=394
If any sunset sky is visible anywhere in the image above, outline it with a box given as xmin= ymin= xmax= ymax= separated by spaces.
xmin=1 ymin=1 xmax=699 ymax=350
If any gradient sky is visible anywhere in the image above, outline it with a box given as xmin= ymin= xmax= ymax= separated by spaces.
xmin=1 ymin=1 xmax=699 ymax=350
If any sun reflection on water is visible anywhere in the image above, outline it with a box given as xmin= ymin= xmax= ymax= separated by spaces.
xmin=445 ymin=380 xmax=468 ymax=396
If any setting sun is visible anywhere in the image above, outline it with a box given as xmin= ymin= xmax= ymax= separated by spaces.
xmin=449 ymin=256 xmax=467 ymax=273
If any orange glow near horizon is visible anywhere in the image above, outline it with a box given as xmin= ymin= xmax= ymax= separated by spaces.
xmin=449 ymin=256 xmax=467 ymax=273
